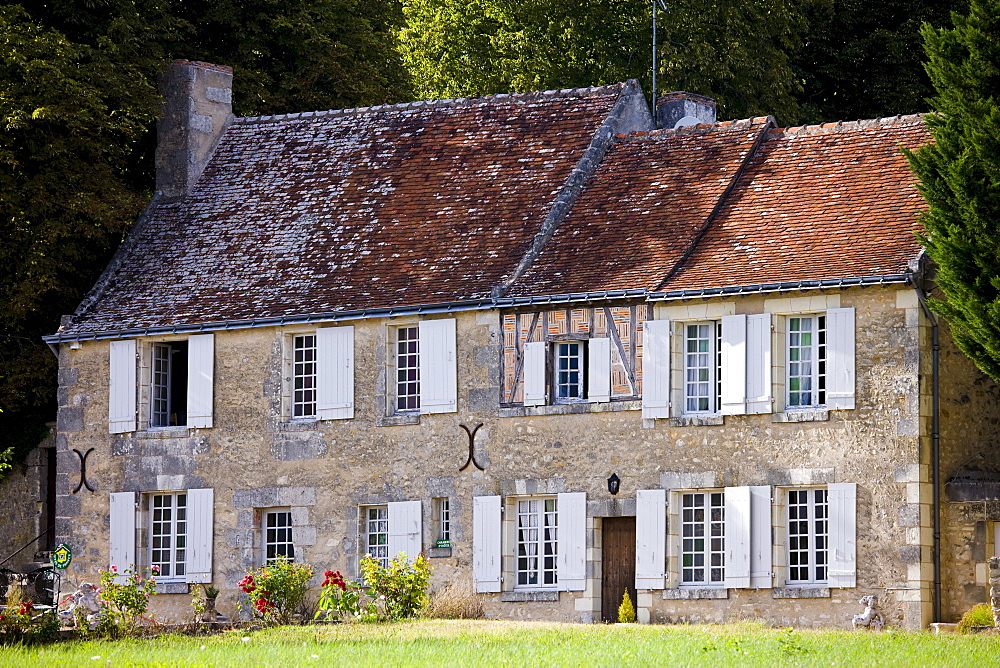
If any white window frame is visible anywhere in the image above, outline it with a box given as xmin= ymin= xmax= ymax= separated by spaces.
xmin=148 ymin=492 xmax=188 ymax=582
xmin=149 ymin=341 xmax=188 ymax=428
xmin=786 ymin=487 xmax=829 ymax=586
xmin=786 ymin=314 xmax=827 ymax=409
xmin=363 ymin=505 xmax=390 ymax=568
xmin=515 ymin=497 xmax=558 ymax=589
xmin=435 ymin=497 xmax=451 ymax=543
xmin=552 ymin=341 xmax=587 ymax=404
xmin=263 ymin=508 xmax=295 ymax=564
xmin=393 ymin=325 xmax=420 ymax=413
xmin=680 ymin=490 xmax=725 ymax=587
xmin=291 ymin=334 xmax=317 ymax=419
xmin=681 ymin=321 xmax=722 ymax=415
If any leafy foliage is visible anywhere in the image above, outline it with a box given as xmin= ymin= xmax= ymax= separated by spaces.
xmin=906 ymin=0 xmax=1000 ymax=382
xmin=360 ymin=552 xmax=431 ymax=621
xmin=957 ymin=603 xmax=995 ymax=633
xmin=238 ymin=557 xmax=314 ymax=625
xmin=617 ymin=589 xmax=636 ymax=623
xmin=95 ymin=565 xmax=158 ymax=636
xmin=315 ymin=569 xmax=376 ymax=621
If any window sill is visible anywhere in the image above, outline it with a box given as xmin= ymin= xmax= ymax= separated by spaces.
xmin=154 ymin=582 xmax=190 ymax=594
xmin=499 ymin=400 xmax=640 ymax=418
xmin=663 ymin=588 xmax=729 ymax=600
xmin=772 ymin=587 xmax=830 ymax=599
xmin=377 ymin=414 xmax=420 ymax=427
xmin=137 ymin=428 xmax=194 ymax=439
xmin=426 ymin=547 xmax=452 ymax=558
xmin=670 ymin=415 xmax=725 ymax=427
xmin=278 ymin=419 xmax=319 ymax=432
xmin=771 ymin=410 xmax=829 ymax=423
xmin=501 ymin=590 xmax=559 ymax=602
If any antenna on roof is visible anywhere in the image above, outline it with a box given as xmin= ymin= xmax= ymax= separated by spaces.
xmin=651 ymin=0 xmax=668 ymax=127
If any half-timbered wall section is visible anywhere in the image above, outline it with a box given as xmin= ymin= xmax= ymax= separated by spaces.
xmin=501 ymin=305 xmax=649 ymax=405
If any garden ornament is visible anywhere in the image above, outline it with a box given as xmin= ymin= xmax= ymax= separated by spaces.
xmin=60 ymin=581 xmax=104 ymax=628
xmin=852 ymin=595 xmax=885 ymax=631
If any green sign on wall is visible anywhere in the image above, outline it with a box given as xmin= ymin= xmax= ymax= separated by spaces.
xmin=50 ymin=543 xmax=72 ymax=569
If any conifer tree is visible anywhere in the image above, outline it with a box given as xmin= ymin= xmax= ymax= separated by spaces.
xmin=907 ymin=0 xmax=1000 ymax=381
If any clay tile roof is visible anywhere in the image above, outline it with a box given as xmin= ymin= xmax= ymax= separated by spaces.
xmin=64 ymin=85 xmax=625 ymax=335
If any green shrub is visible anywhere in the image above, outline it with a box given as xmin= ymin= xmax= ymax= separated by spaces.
xmin=95 ymin=565 xmax=157 ymax=636
xmin=360 ymin=553 xmax=431 ymax=621
xmin=238 ymin=557 xmax=314 ymax=626
xmin=0 ymin=584 xmax=59 ymax=646
xmin=957 ymin=603 xmax=995 ymax=634
xmin=315 ymin=570 xmax=375 ymax=622
xmin=617 ymin=589 xmax=636 ymax=623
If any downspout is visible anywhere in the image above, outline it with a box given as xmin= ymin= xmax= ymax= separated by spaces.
xmin=910 ymin=273 xmax=941 ymax=623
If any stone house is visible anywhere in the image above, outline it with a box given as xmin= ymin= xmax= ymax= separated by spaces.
xmin=43 ymin=59 xmax=1000 ymax=628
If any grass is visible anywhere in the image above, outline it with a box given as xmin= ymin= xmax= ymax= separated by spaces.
xmin=4 ymin=619 xmax=999 ymax=667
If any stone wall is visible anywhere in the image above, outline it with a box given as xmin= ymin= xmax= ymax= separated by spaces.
xmin=0 ymin=429 xmax=55 ymax=571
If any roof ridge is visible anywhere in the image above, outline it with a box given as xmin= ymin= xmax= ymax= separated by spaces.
xmin=614 ymin=116 xmax=772 ymax=140
xmin=235 ymin=83 xmax=627 ymax=125
xmin=766 ymin=113 xmax=927 ymax=139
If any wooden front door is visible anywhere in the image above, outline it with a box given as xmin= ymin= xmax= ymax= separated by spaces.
xmin=601 ymin=516 xmax=637 ymax=622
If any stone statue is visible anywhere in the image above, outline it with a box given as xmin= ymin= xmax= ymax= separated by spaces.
xmin=852 ymin=595 xmax=885 ymax=631
xmin=60 ymin=582 xmax=104 ymax=628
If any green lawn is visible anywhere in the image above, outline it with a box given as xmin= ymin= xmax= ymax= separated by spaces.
xmin=5 ymin=620 xmax=998 ymax=667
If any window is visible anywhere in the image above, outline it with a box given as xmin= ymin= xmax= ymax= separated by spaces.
xmin=435 ymin=498 xmax=451 ymax=545
xmin=680 ymin=491 xmax=725 ymax=586
xmin=683 ymin=322 xmax=721 ymax=414
xmin=553 ymin=342 xmax=586 ymax=403
xmin=394 ymin=326 xmax=420 ymax=412
xmin=264 ymin=510 xmax=295 ymax=563
xmin=787 ymin=315 xmax=826 ymax=408
xmin=364 ymin=506 xmax=390 ymax=567
xmin=151 ymin=341 xmax=188 ymax=427
xmin=787 ymin=488 xmax=828 ymax=584
xmin=292 ymin=335 xmax=317 ymax=418
xmin=516 ymin=497 xmax=558 ymax=588
xmin=149 ymin=492 xmax=187 ymax=580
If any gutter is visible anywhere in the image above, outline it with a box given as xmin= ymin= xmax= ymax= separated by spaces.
xmin=909 ymin=271 xmax=942 ymax=624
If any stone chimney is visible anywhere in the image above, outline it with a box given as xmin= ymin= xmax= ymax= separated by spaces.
xmin=656 ymin=91 xmax=717 ymax=129
xmin=155 ymin=60 xmax=233 ymax=201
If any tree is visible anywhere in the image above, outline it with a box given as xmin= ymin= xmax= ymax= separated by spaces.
xmin=399 ymin=0 xmax=810 ymax=123
xmin=907 ymin=0 xmax=1000 ymax=381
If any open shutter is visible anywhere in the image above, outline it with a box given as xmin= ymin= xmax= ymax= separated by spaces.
xmin=828 ymin=482 xmax=857 ymax=588
xmin=186 ymin=488 xmax=214 ymax=583
xmin=641 ymin=320 xmax=671 ymax=419
xmin=720 ymin=315 xmax=747 ymax=415
xmin=745 ymin=313 xmax=772 ymax=414
xmin=109 ymin=492 xmax=136 ymax=583
xmin=635 ymin=489 xmax=666 ymax=589
xmin=556 ymin=492 xmax=587 ymax=591
xmin=749 ymin=486 xmax=772 ymax=588
xmin=186 ymin=334 xmax=214 ymax=428
xmin=826 ymin=308 xmax=856 ymax=410
xmin=472 ymin=495 xmax=502 ymax=592
xmin=724 ymin=486 xmax=751 ymax=588
xmin=523 ymin=341 xmax=546 ymax=407
xmin=419 ymin=319 xmax=457 ymax=413
xmin=587 ymin=338 xmax=611 ymax=403
xmin=388 ymin=500 xmax=422 ymax=560
xmin=109 ymin=340 xmax=137 ymax=433
xmin=317 ymin=326 xmax=354 ymax=420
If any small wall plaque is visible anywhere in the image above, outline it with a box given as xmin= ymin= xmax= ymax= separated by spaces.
xmin=51 ymin=543 xmax=73 ymax=569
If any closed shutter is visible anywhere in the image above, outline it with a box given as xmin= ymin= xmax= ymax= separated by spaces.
xmin=720 ymin=315 xmax=747 ymax=415
xmin=473 ymin=495 xmax=502 ymax=592
xmin=186 ymin=334 xmax=214 ymax=428
xmin=826 ymin=308 xmax=856 ymax=410
xmin=724 ymin=486 xmax=751 ymax=588
xmin=587 ymin=338 xmax=611 ymax=403
xmin=317 ymin=326 xmax=354 ymax=420
xmin=828 ymin=482 xmax=857 ymax=588
xmin=556 ymin=492 xmax=587 ymax=591
xmin=641 ymin=320 xmax=671 ymax=419
xmin=419 ymin=319 xmax=457 ymax=414
xmin=749 ymin=486 xmax=772 ymax=588
xmin=523 ymin=341 xmax=546 ymax=407
xmin=388 ymin=500 xmax=423 ymax=560
xmin=109 ymin=340 xmax=137 ymax=433
xmin=186 ymin=488 xmax=214 ymax=583
xmin=635 ymin=489 xmax=666 ymax=589
xmin=745 ymin=313 xmax=772 ymax=414
xmin=109 ymin=492 xmax=136 ymax=583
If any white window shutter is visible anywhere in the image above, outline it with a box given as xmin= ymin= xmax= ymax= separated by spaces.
xmin=186 ymin=334 xmax=214 ymax=428
xmin=556 ymin=492 xmax=587 ymax=591
xmin=388 ymin=500 xmax=423 ymax=560
xmin=720 ymin=315 xmax=747 ymax=415
xmin=641 ymin=320 xmax=670 ymax=419
xmin=418 ymin=319 xmax=457 ymax=414
xmin=317 ymin=326 xmax=354 ymax=420
xmin=587 ymin=338 xmax=611 ymax=403
xmin=826 ymin=308 xmax=856 ymax=409
xmin=109 ymin=340 xmax=137 ymax=433
xmin=472 ymin=495 xmax=502 ymax=592
xmin=523 ymin=341 xmax=546 ymax=407
xmin=186 ymin=488 xmax=214 ymax=583
xmin=635 ymin=489 xmax=666 ymax=589
xmin=745 ymin=313 xmax=772 ymax=414
xmin=109 ymin=492 xmax=136 ymax=582
xmin=828 ymin=482 xmax=857 ymax=588
xmin=724 ymin=486 xmax=751 ymax=588
xmin=749 ymin=486 xmax=772 ymax=588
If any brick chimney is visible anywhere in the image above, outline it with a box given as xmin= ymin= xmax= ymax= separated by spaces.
xmin=656 ymin=91 xmax=717 ymax=129
xmin=155 ymin=60 xmax=233 ymax=201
